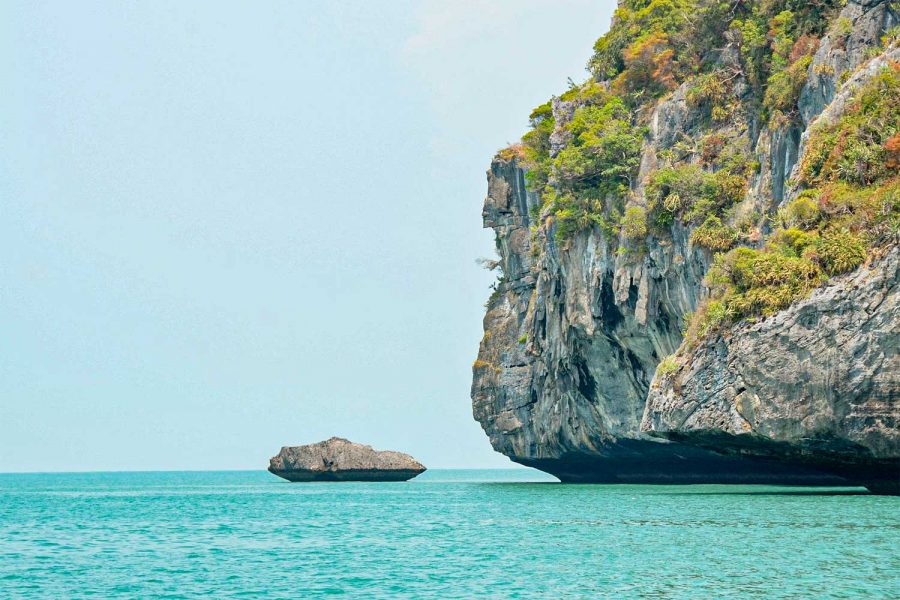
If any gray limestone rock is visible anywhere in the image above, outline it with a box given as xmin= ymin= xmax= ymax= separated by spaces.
xmin=268 ymin=437 xmax=426 ymax=482
xmin=472 ymin=156 xmax=851 ymax=487
xmin=798 ymin=0 xmax=897 ymax=126
xmin=643 ymin=247 xmax=900 ymax=494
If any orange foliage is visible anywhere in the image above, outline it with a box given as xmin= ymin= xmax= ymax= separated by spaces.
xmin=496 ymin=144 xmax=526 ymax=162
xmin=789 ymin=35 xmax=820 ymax=64
xmin=884 ymin=133 xmax=900 ymax=172
xmin=614 ymin=32 xmax=677 ymax=99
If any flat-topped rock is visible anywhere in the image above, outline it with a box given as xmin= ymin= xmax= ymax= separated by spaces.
xmin=268 ymin=437 xmax=426 ymax=482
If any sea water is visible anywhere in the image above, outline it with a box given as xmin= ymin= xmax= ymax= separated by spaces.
xmin=1 ymin=470 xmax=897 ymax=598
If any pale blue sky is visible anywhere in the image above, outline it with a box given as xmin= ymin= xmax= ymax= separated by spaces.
xmin=1 ymin=1 xmax=614 ymax=471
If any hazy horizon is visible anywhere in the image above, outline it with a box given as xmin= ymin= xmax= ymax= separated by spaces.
xmin=1 ymin=1 xmax=615 ymax=472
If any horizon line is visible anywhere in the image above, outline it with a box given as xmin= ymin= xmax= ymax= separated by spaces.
xmin=0 ymin=466 xmax=534 ymax=475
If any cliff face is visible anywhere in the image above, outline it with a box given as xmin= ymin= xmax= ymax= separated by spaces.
xmin=472 ymin=0 xmax=899 ymax=491
xmin=643 ymin=246 xmax=899 ymax=493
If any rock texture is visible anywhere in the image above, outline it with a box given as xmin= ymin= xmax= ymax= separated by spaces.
xmin=643 ymin=247 xmax=900 ymax=494
xmin=268 ymin=438 xmax=426 ymax=482
xmin=472 ymin=1 xmax=899 ymax=492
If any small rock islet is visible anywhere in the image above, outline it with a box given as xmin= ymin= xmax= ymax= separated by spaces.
xmin=268 ymin=437 xmax=426 ymax=482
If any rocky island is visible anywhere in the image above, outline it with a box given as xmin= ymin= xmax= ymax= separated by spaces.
xmin=268 ymin=437 xmax=426 ymax=482
xmin=473 ymin=0 xmax=899 ymax=493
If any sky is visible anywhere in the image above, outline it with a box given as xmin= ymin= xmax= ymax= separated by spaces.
xmin=0 ymin=0 xmax=615 ymax=471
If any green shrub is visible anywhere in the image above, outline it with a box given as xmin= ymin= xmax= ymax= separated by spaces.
xmin=686 ymin=71 xmax=733 ymax=121
xmin=778 ymin=194 xmax=821 ymax=229
xmin=830 ymin=17 xmax=853 ymax=50
xmin=521 ymin=102 xmax=554 ymax=192
xmin=833 ymin=17 xmax=853 ymax=40
xmin=771 ymin=227 xmax=819 ymax=256
xmin=814 ymin=228 xmax=867 ymax=275
xmin=685 ymin=73 xmax=726 ymax=105
xmin=716 ymin=137 xmax=758 ymax=177
xmin=764 ymin=54 xmax=813 ymax=117
xmin=517 ymin=95 xmax=645 ymax=245
xmin=554 ymin=98 xmax=644 ymax=193
xmin=800 ymin=65 xmax=900 ymax=186
xmin=648 ymin=165 xmax=707 ymax=201
xmin=647 ymin=164 xmax=747 ymax=227
xmin=722 ymin=248 xmax=820 ymax=291
xmin=690 ymin=216 xmax=738 ymax=250
xmin=621 ymin=206 xmax=648 ymax=241
xmin=699 ymin=300 xmax=728 ymax=336
xmin=769 ymin=10 xmax=796 ymax=71
xmin=734 ymin=209 xmax=761 ymax=235
xmin=684 ymin=197 xmax=718 ymax=225
xmin=713 ymin=171 xmax=749 ymax=205
xmin=682 ymin=299 xmax=731 ymax=347
xmin=560 ymin=81 xmax=609 ymax=105
xmin=552 ymin=194 xmax=602 ymax=242
xmin=703 ymin=248 xmax=824 ymax=319
xmin=819 ymin=181 xmax=899 ymax=226
xmin=518 ymin=94 xmax=645 ymax=248
xmin=655 ymin=355 xmax=679 ymax=379
xmin=874 ymin=180 xmax=900 ymax=233
xmin=729 ymin=3 xmax=838 ymax=117
xmin=647 ymin=165 xmax=710 ymax=223
xmin=731 ymin=16 xmax=768 ymax=87
xmin=787 ymin=180 xmax=898 ymax=252
xmin=883 ymin=25 xmax=900 ymax=48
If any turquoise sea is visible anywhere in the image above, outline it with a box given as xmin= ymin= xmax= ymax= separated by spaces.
xmin=1 ymin=469 xmax=898 ymax=599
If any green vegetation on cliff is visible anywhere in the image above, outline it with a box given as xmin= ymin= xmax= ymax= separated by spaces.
xmin=515 ymin=0 xmax=850 ymax=246
xmin=686 ymin=63 xmax=900 ymax=345
xmin=519 ymin=91 xmax=646 ymax=244
xmin=801 ymin=64 xmax=900 ymax=187
xmin=500 ymin=0 xmax=897 ymax=346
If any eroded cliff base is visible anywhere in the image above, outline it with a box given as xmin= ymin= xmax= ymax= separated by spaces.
xmin=651 ymin=432 xmax=900 ymax=495
xmin=514 ymin=439 xmax=856 ymax=486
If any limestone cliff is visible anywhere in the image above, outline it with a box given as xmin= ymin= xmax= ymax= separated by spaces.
xmin=472 ymin=0 xmax=899 ymax=492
